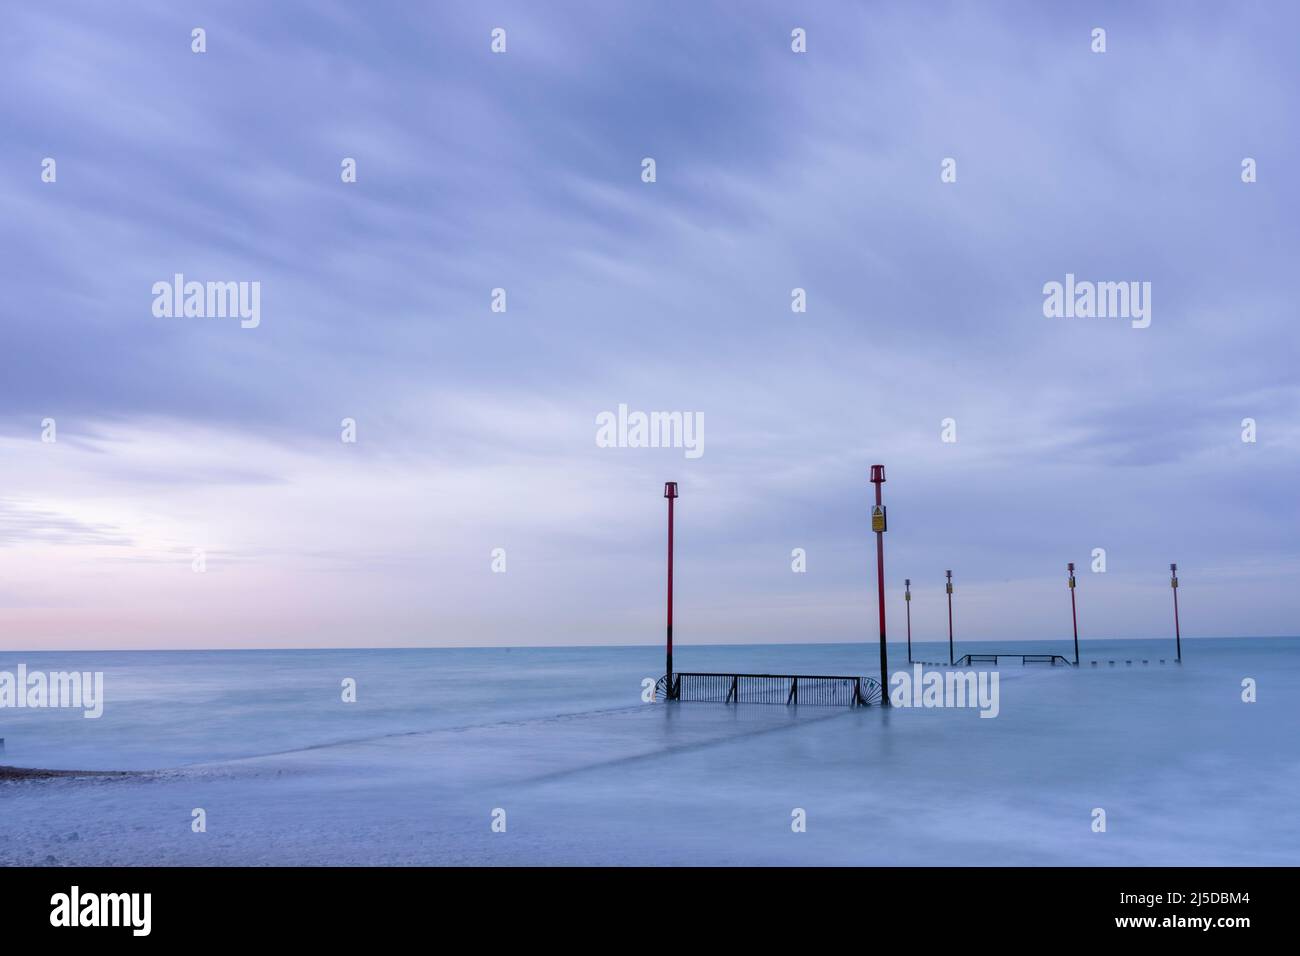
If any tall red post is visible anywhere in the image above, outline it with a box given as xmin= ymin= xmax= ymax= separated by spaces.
xmin=1068 ymin=562 xmax=1079 ymax=666
xmin=1171 ymin=562 xmax=1181 ymax=663
xmin=904 ymin=578 xmax=912 ymax=664
xmin=945 ymin=570 xmax=954 ymax=665
xmin=664 ymin=482 xmax=678 ymax=684
xmin=869 ymin=465 xmax=889 ymax=704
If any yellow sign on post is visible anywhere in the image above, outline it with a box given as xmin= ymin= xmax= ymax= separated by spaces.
xmin=871 ymin=505 xmax=886 ymax=532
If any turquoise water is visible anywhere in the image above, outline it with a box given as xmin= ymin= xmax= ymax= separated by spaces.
xmin=1 ymin=638 xmax=1296 ymax=865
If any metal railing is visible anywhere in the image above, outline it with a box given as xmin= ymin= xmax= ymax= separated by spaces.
xmin=955 ymin=653 xmax=1074 ymax=667
xmin=655 ymin=672 xmax=882 ymax=707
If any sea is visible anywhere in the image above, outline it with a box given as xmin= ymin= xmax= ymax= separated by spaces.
xmin=1 ymin=637 xmax=1296 ymax=865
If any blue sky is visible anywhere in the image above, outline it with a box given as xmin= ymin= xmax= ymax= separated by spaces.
xmin=1 ymin=1 xmax=1296 ymax=649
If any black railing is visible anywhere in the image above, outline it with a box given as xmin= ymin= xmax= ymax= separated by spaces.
xmin=955 ymin=654 xmax=1074 ymax=667
xmin=655 ymin=672 xmax=882 ymax=707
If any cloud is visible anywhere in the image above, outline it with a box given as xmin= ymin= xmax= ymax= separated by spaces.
xmin=0 ymin=1 xmax=1296 ymax=647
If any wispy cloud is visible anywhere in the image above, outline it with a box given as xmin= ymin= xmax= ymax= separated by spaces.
xmin=0 ymin=1 xmax=1296 ymax=647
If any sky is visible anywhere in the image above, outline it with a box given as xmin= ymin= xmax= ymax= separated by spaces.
xmin=1 ymin=1 xmax=1296 ymax=650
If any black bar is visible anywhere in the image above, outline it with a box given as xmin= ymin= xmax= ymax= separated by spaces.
xmin=0 ymin=866 xmax=1279 ymax=943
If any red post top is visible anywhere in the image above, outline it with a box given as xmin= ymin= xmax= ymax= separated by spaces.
xmin=663 ymin=481 xmax=678 ymax=499
xmin=869 ymin=464 xmax=886 ymax=484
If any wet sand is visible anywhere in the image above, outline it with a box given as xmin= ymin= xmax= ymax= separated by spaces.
xmin=0 ymin=765 xmax=139 ymax=781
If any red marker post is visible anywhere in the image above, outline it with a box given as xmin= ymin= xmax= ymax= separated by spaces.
xmin=945 ymin=570 xmax=955 ymax=665
xmin=664 ymin=482 xmax=678 ymax=688
xmin=1068 ymin=562 xmax=1079 ymax=666
xmin=904 ymin=578 xmax=912 ymax=664
xmin=1170 ymin=562 xmax=1181 ymax=663
xmin=869 ymin=465 xmax=889 ymax=703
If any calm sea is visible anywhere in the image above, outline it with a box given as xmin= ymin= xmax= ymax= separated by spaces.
xmin=1 ymin=638 xmax=1296 ymax=865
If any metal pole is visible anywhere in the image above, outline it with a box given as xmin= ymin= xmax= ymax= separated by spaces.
xmin=869 ymin=465 xmax=889 ymax=704
xmin=1068 ymin=562 xmax=1079 ymax=666
xmin=664 ymin=482 xmax=678 ymax=686
xmin=946 ymin=570 xmax=954 ymax=665
xmin=904 ymin=578 xmax=912 ymax=664
xmin=1171 ymin=562 xmax=1181 ymax=663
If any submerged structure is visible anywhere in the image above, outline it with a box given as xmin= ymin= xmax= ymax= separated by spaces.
xmin=656 ymin=466 xmax=1185 ymax=708
xmin=656 ymin=472 xmax=889 ymax=708
xmin=915 ymin=560 xmax=1184 ymax=667
xmin=656 ymin=672 xmax=882 ymax=707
